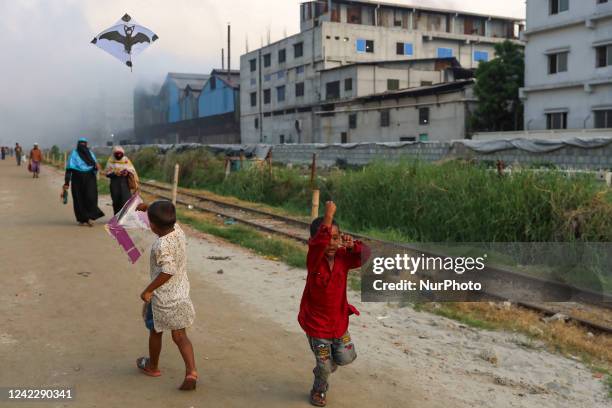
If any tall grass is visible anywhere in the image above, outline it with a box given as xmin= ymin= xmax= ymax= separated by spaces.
xmin=130 ymin=147 xmax=612 ymax=243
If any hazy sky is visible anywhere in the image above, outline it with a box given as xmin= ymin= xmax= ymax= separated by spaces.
xmin=0 ymin=0 xmax=525 ymax=147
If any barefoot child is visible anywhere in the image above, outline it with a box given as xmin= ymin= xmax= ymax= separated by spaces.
xmin=298 ymin=201 xmax=370 ymax=407
xmin=135 ymin=200 xmax=198 ymax=390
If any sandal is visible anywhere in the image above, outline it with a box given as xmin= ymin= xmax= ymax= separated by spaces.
xmin=310 ymin=389 xmax=327 ymax=407
xmin=136 ymin=357 xmax=161 ymax=377
xmin=179 ymin=372 xmax=198 ymax=391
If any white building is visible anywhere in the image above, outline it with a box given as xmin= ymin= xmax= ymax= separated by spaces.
xmin=521 ymin=0 xmax=612 ymax=130
xmin=240 ymin=0 xmax=524 ymax=144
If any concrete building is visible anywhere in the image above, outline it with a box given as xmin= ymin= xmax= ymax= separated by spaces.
xmin=240 ymin=0 xmax=523 ymax=144
xmin=521 ymin=0 xmax=612 ymax=131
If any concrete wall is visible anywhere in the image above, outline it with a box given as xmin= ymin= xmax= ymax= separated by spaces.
xmin=270 ymin=139 xmax=612 ymax=170
xmin=473 ymin=129 xmax=612 ymax=140
xmin=316 ymin=87 xmax=474 ymax=143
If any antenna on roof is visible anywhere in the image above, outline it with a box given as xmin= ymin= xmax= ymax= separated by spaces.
xmin=267 ymin=25 xmax=271 ymax=45
xmin=222 ymin=48 xmax=225 ymax=71
xmin=245 ymin=35 xmax=249 ymax=53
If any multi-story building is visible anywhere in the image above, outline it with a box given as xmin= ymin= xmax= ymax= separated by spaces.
xmin=521 ymin=0 xmax=612 ymax=130
xmin=240 ymin=0 xmax=524 ymax=144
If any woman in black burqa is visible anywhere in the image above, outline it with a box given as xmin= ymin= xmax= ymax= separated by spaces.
xmin=62 ymin=138 xmax=105 ymax=226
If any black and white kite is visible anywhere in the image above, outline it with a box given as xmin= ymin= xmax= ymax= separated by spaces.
xmin=91 ymin=13 xmax=158 ymax=70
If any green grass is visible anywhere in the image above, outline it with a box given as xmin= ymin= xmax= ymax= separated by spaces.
xmin=176 ymin=210 xmax=307 ymax=269
xmin=131 ymin=147 xmax=612 ymax=243
xmin=423 ymin=303 xmax=497 ymax=330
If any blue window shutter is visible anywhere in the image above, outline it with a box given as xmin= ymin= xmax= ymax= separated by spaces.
xmin=404 ymin=43 xmax=413 ymax=56
xmin=474 ymin=51 xmax=489 ymax=62
xmin=356 ymin=39 xmax=366 ymax=53
xmin=437 ymin=48 xmax=453 ymax=58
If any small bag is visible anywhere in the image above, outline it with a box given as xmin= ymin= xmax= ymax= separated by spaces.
xmin=27 ymin=162 xmax=32 ymax=172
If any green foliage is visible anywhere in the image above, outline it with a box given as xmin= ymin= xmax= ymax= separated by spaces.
xmin=472 ymin=40 xmax=525 ymax=132
xmin=131 ymin=149 xmax=612 ymax=244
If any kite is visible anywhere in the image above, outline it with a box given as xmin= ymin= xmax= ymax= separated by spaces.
xmin=105 ymin=194 xmax=154 ymax=264
xmin=91 ymin=13 xmax=158 ymax=70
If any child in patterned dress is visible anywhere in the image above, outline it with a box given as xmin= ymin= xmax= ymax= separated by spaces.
xmin=135 ymin=200 xmax=198 ymax=391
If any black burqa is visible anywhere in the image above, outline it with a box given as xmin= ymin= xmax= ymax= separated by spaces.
xmin=64 ymin=142 xmax=105 ymax=223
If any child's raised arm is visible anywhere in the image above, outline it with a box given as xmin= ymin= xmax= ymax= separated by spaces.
xmin=306 ymin=201 xmax=336 ymax=272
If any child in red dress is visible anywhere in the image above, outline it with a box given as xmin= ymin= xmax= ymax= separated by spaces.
xmin=298 ymin=201 xmax=370 ymax=407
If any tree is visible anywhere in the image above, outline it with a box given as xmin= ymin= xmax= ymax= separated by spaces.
xmin=471 ymin=41 xmax=524 ymax=132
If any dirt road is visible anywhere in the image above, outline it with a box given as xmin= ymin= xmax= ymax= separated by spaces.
xmin=1 ymin=159 xmax=609 ymax=408
xmin=0 ymin=160 xmax=440 ymax=408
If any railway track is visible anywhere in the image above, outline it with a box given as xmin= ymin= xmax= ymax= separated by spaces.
xmin=139 ymin=180 xmax=612 ymax=335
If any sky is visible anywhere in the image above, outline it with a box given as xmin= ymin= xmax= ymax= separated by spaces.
xmin=0 ymin=0 xmax=525 ymax=148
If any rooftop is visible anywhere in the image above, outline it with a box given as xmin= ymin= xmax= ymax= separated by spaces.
xmin=301 ymin=0 xmax=524 ymax=22
xmin=320 ymin=57 xmax=461 ymax=72
xmin=165 ymin=73 xmax=211 ymax=91
xmin=357 ymin=78 xmax=475 ymax=102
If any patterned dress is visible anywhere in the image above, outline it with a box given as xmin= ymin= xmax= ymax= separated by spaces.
xmin=149 ymin=224 xmax=195 ymax=332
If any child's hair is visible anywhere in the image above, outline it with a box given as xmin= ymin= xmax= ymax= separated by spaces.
xmin=148 ymin=200 xmax=176 ymax=229
xmin=310 ymin=216 xmax=339 ymax=238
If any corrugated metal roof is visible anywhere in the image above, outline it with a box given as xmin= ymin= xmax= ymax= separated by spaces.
xmin=320 ymin=57 xmax=460 ymax=72
xmin=211 ymin=69 xmax=240 ymax=89
xmin=357 ymin=79 xmax=474 ymax=102
xmin=166 ymin=73 xmax=211 ymax=91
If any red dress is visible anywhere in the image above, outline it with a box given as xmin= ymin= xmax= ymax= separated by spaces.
xmin=298 ymin=225 xmax=370 ymax=339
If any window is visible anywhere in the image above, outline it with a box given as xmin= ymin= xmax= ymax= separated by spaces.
xmin=549 ymin=52 xmax=568 ymax=74
xmin=437 ymin=48 xmax=453 ymax=58
xmin=263 ymin=89 xmax=271 ymax=104
xmin=250 ymin=92 xmax=257 ymax=107
xmin=380 ymin=110 xmax=390 ymax=127
xmin=277 ymin=70 xmax=285 ymax=80
xmin=419 ymin=133 xmax=429 ymax=142
xmin=387 ymin=79 xmax=400 ymax=91
xmin=276 ymin=86 xmax=286 ymax=102
xmin=296 ymin=65 xmax=305 ymax=75
xmin=421 ymin=81 xmax=433 ymax=86
xmin=254 ymin=117 xmax=259 ymax=129
xmin=474 ymin=51 xmax=489 ymax=62
xmin=349 ymin=114 xmax=357 ymax=129
xmin=326 ymin=81 xmax=340 ymax=100
xmin=209 ymin=77 xmax=216 ymax=90
xmin=550 ymin=0 xmax=569 ymax=15
xmin=341 ymin=132 xmax=348 ymax=143
xmin=356 ymin=39 xmax=374 ymax=53
xmin=295 ymin=82 xmax=305 ymax=97
xmin=344 ymin=78 xmax=353 ymax=92
xmin=264 ymin=74 xmax=272 ymax=82
xmin=249 ymin=58 xmax=256 ymax=72
xmin=294 ymin=42 xmax=304 ymax=58
xmin=419 ymin=107 xmax=430 ymax=125
xmin=400 ymin=136 xmax=417 ymax=142
xmin=250 ymin=78 xmax=256 ymax=86
xmin=396 ymin=42 xmax=413 ymax=56
xmin=594 ymin=110 xmax=612 ymax=128
xmin=596 ymin=45 xmax=612 ymax=68
xmin=546 ymin=112 xmax=568 ymax=129
xmin=347 ymin=5 xmax=362 ymax=24
xmin=263 ymin=53 xmax=271 ymax=67
xmin=279 ymin=135 xmax=285 ymax=144
xmin=278 ymin=49 xmax=286 ymax=64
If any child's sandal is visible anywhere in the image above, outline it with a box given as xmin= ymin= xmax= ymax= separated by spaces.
xmin=136 ymin=357 xmax=161 ymax=377
xmin=179 ymin=373 xmax=198 ymax=391
xmin=310 ymin=389 xmax=327 ymax=407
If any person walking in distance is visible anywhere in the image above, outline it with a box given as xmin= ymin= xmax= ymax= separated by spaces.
xmin=15 ymin=143 xmax=23 ymax=166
